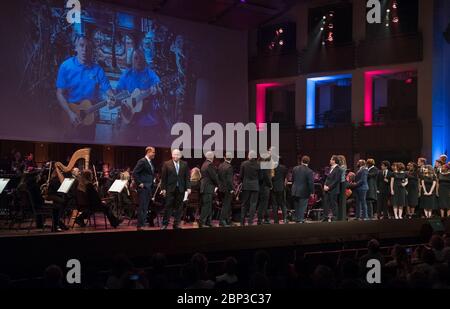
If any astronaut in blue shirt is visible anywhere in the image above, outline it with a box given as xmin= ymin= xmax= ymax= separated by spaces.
xmin=56 ymin=35 xmax=114 ymax=127
xmin=116 ymin=49 xmax=160 ymax=125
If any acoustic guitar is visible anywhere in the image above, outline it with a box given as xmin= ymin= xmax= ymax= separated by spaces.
xmin=120 ymin=88 xmax=153 ymax=125
xmin=119 ymin=73 xmax=179 ymax=125
xmin=65 ymin=91 xmax=129 ymax=127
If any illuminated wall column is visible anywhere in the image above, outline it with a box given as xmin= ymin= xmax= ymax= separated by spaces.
xmin=255 ymin=83 xmax=282 ymax=130
xmin=363 ymin=68 xmax=415 ymax=124
xmin=296 ymin=76 xmax=307 ymax=128
xmin=351 ymin=69 xmax=365 ymax=124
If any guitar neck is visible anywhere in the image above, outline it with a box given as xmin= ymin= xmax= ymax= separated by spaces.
xmin=86 ymin=91 xmax=128 ymax=114
xmin=86 ymin=100 xmax=108 ymax=114
xmin=136 ymin=90 xmax=152 ymax=102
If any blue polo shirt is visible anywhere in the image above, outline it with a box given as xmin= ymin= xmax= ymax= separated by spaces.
xmin=116 ymin=68 xmax=160 ymax=93
xmin=56 ymin=56 xmax=112 ymax=104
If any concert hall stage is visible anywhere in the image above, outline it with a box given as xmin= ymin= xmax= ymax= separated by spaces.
xmin=1 ymin=218 xmax=449 ymax=279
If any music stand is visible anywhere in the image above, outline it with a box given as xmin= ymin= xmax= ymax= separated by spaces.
xmin=108 ymin=180 xmax=128 ymax=193
xmin=108 ymin=180 xmax=128 ymax=224
xmin=0 ymin=179 xmax=11 ymax=194
xmin=57 ymin=178 xmax=75 ymax=194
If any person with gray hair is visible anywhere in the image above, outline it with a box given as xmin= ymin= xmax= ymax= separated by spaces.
xmin=200 ymin=151 xmax=220 ymax=228
xmin=218 ymin=152 xmax=234 ymax=227
xmin=160 ymin=149 xmax=191 ymax=229
xmin=239 ymin=151 xmax=260 ymax=226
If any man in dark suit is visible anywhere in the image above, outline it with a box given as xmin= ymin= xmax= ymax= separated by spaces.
xmin=218 ymin=152 xmax=234 ymax=227
xmin=132 ymin=147 xmax=155 ymax=230
xmin=160 ymin=149 xmax=191 ymax=229
xmin=200 ymin=151 xmax=220 ymax=228
xmin=291 ymin=155 xmax=314 ymax=223
xmin=257 ymin=153 xmax=273 ymax=225
xmin=271 ymin=157 xmax=288 ymax=224
xmin=377 ymin=161 xmax=391 ymax=219
xmin=240 ymin=150 xmax=260 ymax=226
xmin=322 ymin=155 xmax=342 ymax=222
xmin=351 ymin=160 xmax=369 ymax=220
xmin=366 ymin=158 xmax=379 ymax=219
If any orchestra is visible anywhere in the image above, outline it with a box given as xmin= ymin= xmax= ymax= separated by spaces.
xmin=0 ymin=146 xmax=449 ymax=233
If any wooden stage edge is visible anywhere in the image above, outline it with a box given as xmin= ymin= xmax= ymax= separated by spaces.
xmin=1 ymin=219 xmax=449 ymax=261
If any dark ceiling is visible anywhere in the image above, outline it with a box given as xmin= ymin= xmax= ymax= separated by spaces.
xmin=98 ymin=0 xmax=301 ymax=30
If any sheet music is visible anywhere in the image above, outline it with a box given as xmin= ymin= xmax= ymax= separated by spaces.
xmin=183 ymin=191 xmax=190 ymax=202
xmin=57 ymin=178 xmax=75 ymax=194
xmin=108 ymin=180 xmax=128 ymax=193
xmin=0 ymin=179 xmax=10 ymax=194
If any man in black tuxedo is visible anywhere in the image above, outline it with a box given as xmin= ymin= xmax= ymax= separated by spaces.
xmin=322 ymin=155 xmax=342 ymax=222
xmin=132 ymin=147 xmax=156 ymax=230
xmin=200 ymin=151 xmax=220 ymax=228
xmin=377 ymin=161 xmax=391 ymax=219
xmin=239 ymin=150 xmax=260 ymax=226
xmin=160 ymin=149 xmax=191 ymax=229
xmin=218 ymin=152 xmax=234 ymax=227
xmin=366 ymin=158 xmax=379 ymax=219
xmin=291 ymin=155 xmax=314 ymax=223
xmin=257 ymin=153 xmax=273 ymax=225
xmin=271 ymin=157 xmax=288 ymax=224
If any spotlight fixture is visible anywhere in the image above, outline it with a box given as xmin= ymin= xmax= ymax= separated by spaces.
xmin=327 ymin=32 xmax=334 ymax=42
xmin=278 ymin=28 xmax=284 ymax=34
xmin=320 ymin=27 xmax=324 ymax=31
xmin=279 ymin=40 xmax=284 ymax=46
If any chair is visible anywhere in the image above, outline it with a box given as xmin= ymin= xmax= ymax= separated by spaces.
xmin=72 ymin=189 xmax=108 ymax=230
xmin=15 ymin=187 xmax=53 ymax=233
xmin=184 ymin=189 xmax=200 ymax=224
xmin=307 ymin=183 xmax=324 ymax=221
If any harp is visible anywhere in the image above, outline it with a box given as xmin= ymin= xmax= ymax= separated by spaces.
xmin=54 ymin=148 xmax=91 ymax=182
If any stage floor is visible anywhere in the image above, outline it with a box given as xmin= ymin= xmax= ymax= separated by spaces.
xmin=1 ymin=216 xmax=447 ymax=279
xmin=0 ymin=214 xmax=414 ymax=238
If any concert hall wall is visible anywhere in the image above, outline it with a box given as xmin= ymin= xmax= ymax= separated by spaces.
xmin=0 ymin=0 xmax=248 ymax=148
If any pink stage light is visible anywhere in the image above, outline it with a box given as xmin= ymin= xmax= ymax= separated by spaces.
xmin=256 ymin=83 xmax=282 ymax=131
xmin=364 ymin=69 xmax=414 ymax=124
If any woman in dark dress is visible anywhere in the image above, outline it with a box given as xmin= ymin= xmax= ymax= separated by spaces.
xmin=406 ymin=162 xmax=419 ymax=219
xmin=186 ymin=167 xmax=201 ymax=224
xmin=437 ymin=163 xmax=450 ymax=218
xmin=390 ymin=163 xmax=408 ymax=220
xmin=420 ymin=165 xmax=437 ymax=219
